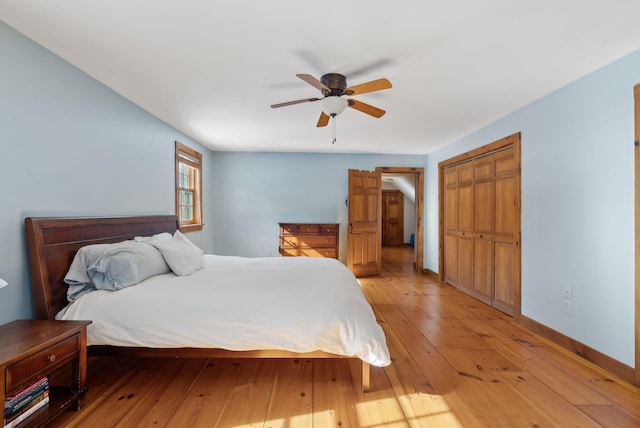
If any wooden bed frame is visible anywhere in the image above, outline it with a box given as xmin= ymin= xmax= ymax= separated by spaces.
xmin=24 ymin=215 xmax=371 ymax=392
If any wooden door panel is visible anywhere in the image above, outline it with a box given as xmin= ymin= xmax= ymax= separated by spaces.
xmin=458 ymin=234 xmax=473 ymax=292
xmin=444 ymin=186 xmax=458 ymax=230
xmin=444 ymin=167 xmax=458 ymax=186
xmin=494 ymin=239 xmax=515 ymax=313
xmin=444 ymin=231 xmax=458 ymax=285
xmin=458 ymin=163 xmax=474 ymax=232
xmin=473 ymin=236 xmax=493 ymax=303
xmin=474 ymin=180 xmax=494 ymax=234
xmin=474 ymin=159 xmax=493 ymax=180
xmin=495 ymin=176 xmax=516 ymax=236
xmin=495 ymin=153 xmax=515 ymax=175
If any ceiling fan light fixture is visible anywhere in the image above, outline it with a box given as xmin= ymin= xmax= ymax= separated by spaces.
xmin=321 ymin=96 xmax=348 ymax=117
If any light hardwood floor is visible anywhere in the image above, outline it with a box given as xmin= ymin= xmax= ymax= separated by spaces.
xmin=50 ymin=247 xmax=640 ymax=427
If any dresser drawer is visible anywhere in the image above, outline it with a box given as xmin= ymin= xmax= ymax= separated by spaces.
xmin=297 ymin=225 xmax=320 ymax=234
xmin=319 ymin=224 xmax=338 ymax=234
xmin=281 ymin=235 xmax=337 ymax=248
xmin=6 ymin=334 xmax=79 ymax=393
xmin=281 ymin=248 xmax=337 ymax=258
xmin=280 ymin=224 xmax=298 ymax=235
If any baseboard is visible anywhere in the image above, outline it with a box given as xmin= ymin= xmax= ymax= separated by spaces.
xmin=518 ymin=315 xmax=635 ymax=385
xmin=422 ymin=268 xmax=438 ymax=278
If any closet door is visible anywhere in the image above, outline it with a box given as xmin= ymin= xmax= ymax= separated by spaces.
xmin=443 ymin=166 xmax=459 ymax=285
xmin=492 ymin=150 xmax=517 ymax=314
xmin=473 ymin=156 xmax=495 ymax=305
xmin=442 ymin=146 xmax=517 ymax=316
xmin=457 ymin=162 xmax=474 ymax=293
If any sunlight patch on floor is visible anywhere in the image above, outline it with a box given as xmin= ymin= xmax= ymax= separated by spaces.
xmin=354 ymin=395 xmax=462 ymax=428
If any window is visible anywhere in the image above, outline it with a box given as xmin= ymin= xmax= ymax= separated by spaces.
xmin=175 ymin=142 xmax=203 ymax=232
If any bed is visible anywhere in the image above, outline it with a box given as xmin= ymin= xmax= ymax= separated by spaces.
xmin=24 ymin=215 xmax=390 ymax=392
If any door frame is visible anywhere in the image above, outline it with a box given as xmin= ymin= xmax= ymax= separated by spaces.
xmin=634 ymin=83 xmax=640 ymax=386
xmin=437 ymin=133 xmax=522 ymax=319
xmin=376 ymin=167 xmax=424 ymax=272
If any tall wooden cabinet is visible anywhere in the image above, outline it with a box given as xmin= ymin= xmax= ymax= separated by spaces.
xmin=444 ymin=146 xmax=518 ymax=315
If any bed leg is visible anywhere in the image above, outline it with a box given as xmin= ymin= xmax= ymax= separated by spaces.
xmin=362 ymin=361 xmax=370 ymax=392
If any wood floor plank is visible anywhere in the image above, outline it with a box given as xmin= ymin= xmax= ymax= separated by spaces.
xmin=114 ymin=358 xmax=208 ymax=427
xmin=208 ymin=358 xmax=279 ymax=427
xmin=312 ymin=359 xmax=362 ymax=427
xmin=165 ymin=359 xmax=246 ymax=427
xmin=496 ymin=371 xmax=603 ymax=427
xmin=577 ymin=404 xmax=640 ymax=427
xmin=344 ymin=359 xmax=410 ymax=428
xmin=263 ymin=359 xmax=313 ymax=428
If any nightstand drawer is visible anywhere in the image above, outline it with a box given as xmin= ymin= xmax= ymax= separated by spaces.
xmin=6 ymin=333 xmax=79 ymax=393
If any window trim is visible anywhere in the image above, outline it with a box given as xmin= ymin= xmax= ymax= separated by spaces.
xmin=175 ymin=141 xmax=203 ymax=232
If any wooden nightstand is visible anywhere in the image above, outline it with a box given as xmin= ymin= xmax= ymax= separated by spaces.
xmin=0 ymin=319 xmax=91 ymax=427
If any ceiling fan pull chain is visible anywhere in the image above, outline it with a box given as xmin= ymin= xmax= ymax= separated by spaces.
xmin=332 ymin=115 xmax=337 ymax=144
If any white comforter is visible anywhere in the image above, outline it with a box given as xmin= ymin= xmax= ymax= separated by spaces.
xmin=57 ymin=254 xmax=391 ymax=367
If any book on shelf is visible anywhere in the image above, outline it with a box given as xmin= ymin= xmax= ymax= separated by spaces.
xmin=4 ymin=376 xmax=49 ymax=418
xmin=3 ymin=391 xmax=49 ymax=428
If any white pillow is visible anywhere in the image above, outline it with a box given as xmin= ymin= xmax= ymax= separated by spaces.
xmin=149 ymin=230 xmax=204 ymax=276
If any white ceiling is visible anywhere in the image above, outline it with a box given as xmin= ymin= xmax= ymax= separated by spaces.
xmin=3 ymin=1 xmax=640 ymax=154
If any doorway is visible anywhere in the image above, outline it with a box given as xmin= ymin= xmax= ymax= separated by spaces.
xmin=377 ymin=167 xmax=424 ymax=273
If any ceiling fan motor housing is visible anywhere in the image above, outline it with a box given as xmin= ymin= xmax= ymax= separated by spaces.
xmin=320 ymin=73 xmax=347 ymax=96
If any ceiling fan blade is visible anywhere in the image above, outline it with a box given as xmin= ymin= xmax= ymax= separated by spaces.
xmin=347 ymin=99 xmax=386 ymax=118
xmin=271 ymin=97 xmax=320 ymax=108
xmin=344 ymin=78 xmax=392 ymax=96
xmin=316 ymin=112 xmax=330 ymax=127
xmin=343 ymin=58 xmax=392 ymax=79
xmin=297 ymin=74 xmax=331 ymax=92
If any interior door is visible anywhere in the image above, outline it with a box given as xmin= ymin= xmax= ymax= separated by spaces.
xmin=382 ymin=190 xmax=404 ymax=246
xmin=347 ymin=169 xmax=382 ymax=277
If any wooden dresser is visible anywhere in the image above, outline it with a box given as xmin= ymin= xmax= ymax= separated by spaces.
xmin=278 ymin=223 xmax=339 ymax=259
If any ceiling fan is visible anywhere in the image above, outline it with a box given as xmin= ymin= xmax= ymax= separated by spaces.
xmin=271 ymin=73 xmax=392 ymax=127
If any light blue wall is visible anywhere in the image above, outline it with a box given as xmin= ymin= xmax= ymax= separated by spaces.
xmin=209 ymin=152 xmax=425 ymax=262
xmin=425 ymin=49 xmax=640 ymax=366
xmin=0 ymin=21 xmax=215 ymax=324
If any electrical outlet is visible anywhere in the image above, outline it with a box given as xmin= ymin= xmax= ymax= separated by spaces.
xmin=562 ymin=299 xmax=572 ymax=315
xmin=563 ymin=285 xmax=572 ymax=301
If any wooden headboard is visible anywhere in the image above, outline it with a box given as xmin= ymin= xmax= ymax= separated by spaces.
xmin=25 ymin=215 xmax=179 ymax=320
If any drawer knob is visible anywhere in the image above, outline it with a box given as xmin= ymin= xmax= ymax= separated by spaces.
xmin=46 ymin=354 xmax=57 ymax=363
